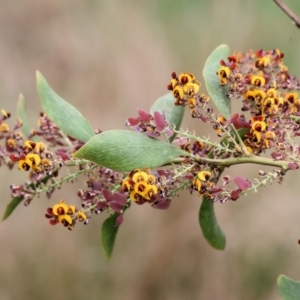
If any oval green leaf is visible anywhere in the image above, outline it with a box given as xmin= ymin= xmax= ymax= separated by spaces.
xmin=150 ymin=92 xmax=185 ymax=143
xmin=203 ymin=44 xmax=231 ymax=119
xmin=199 ymin=196 xmax=226 ymax=250
xmin=101 ymin=213 xmax=119 ymax=259
xmin=73 ymin=130 xmax=188 ymax=172
xmin=16 ymin=94 xmax=32 ymax=139
xmin=278 ymin=275 xmax=300 ymax=300
xmin=36 ymin=71 xmax=95 ymax=143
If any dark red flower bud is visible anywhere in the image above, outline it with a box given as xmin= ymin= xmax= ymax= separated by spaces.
xmin=230 ymin=189 xmax=241 ymax=201
xmin=220 ymin=60 xmax=226 ymax=66
xmin=49 ymin=219 xmax=58 ymax=225
xmin=47 ymin=207 xmax=53 ymax=214
xmin=167 ymin=83 xmax=173 ymax=91
xmin=10 ymin=154 xmax=19 ymax=162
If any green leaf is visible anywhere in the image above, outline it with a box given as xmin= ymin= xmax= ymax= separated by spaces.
xmin=199 ymin=196 xmax=226 ymax=250
xmin=150 ymin=92 xmax=185 ymax=142
xmin=16 ymin=94 xmax=32 ymax=139
xmin=203 ymin=44 xmax=231 ymax=119
xmin=200 ymin=127 xmax=247 ymax=249
xmin=2 ymin=196 xmax=23 ymax=221
xmin=278 ymin=275 xmax=300 ymax=300
xmin=2 ymin=174 xmax=52 ymax=221
xmin=36 ymin=71 xmax=95 ymax=143
xmin=73 ymin=130 xmax=188 ymax=172
xmin=101 ymin=213 xmax=119 ymax=259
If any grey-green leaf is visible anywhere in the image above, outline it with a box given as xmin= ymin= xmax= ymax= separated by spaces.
xmin=73 ymin=130 xmax=188 ymax=172
xmin=278 ymin=275 xmax=300 ymax=300
xmin=16 ymin=94 xmax=32 ymax=139
xmin=101 ymin=213 xmax=119 ymax=259
xmin=199 ymin=196 xmax=226 ymax=250
xmin=36 ymin=71 xmax=95 ymax=143
xmin=203 ymin=44 xmax=231 ymax=119
xmin=150 ymin=92 xmax=185 ymax=142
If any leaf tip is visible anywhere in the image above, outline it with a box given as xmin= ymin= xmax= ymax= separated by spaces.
xmin=277 ymin=274 xmax=285 ymax=283
xmin=103 ymin=251 xmax=111 ymax=260
xmin=199 ymin=197 xmax=226 ymax=250
xmin=36 ymin=70 xmax=44 ymax=84
xmin=218 ymin=241 xmax=226 ymax=251
xmin=2 ymin=210 xmax=10 ymax=221
xmin=18 ymin=93 xmax=24 ymax=100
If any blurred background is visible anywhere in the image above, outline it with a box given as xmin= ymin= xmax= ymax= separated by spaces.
xmin=0 ymin=0 xmax=300 ymax=299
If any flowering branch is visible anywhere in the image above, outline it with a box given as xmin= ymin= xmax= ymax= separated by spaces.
xmin=2 ymin=44 xmax=300 ymax=277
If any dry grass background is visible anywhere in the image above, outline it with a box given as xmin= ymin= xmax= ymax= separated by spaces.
xmin=0 ymin=0 xmax=300 ymax=299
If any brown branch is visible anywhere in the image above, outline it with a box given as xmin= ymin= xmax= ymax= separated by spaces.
xmin=274 ymin=0 xmax=300 ymax=29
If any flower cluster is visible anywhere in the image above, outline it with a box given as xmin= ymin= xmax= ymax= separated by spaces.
xmin=121 ymin=168 xmax=159 ymax=203
xmin=167 ymin=72 xmax=210 ymax=115
xmin=45 ymin=199 xmax=87 ymax=230
xmin=162 ymin=49 xmax=300 ymax=203
xmin=2 ymin=112 xmax=56 ymax=174
xmin=216 ymin=49 xmax=300 ymax=157
xmin=0 ymin=110 xmax=105 ymax=221
xmin=1 ymin=111 xmax=75 ymax=175
xmin=10 ymin=140 xmax=52 ymax=173
xmin=0 ymin=109 xmax=24 ymax=169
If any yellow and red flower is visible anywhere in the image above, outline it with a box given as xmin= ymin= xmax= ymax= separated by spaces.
xmin=191 ymin=170 xmax=213 ymax=196
xmin=46 ymin=199 xmax=87 ymax=230
xmin=251 ymin=75 xmax=266 ymax=87
xmin=121 ymin=168 xmax=159 ymax=202
xmin=217 ymin=66 xmax=231 ymax=85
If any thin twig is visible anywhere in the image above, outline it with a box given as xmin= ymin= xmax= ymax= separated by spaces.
xmin=274 ymin=0 xmax=300 ymax=29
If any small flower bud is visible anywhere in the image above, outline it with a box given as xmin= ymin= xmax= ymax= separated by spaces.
xmin=206 ymin=107 xmax=213 ymax=114
xmin=258 ymin=170 xmax=266 ymax=176
xmin=171 ymin=72 xmax=177 ymax=79
xmin=222 ymin=175 xmax=230 ymax=185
